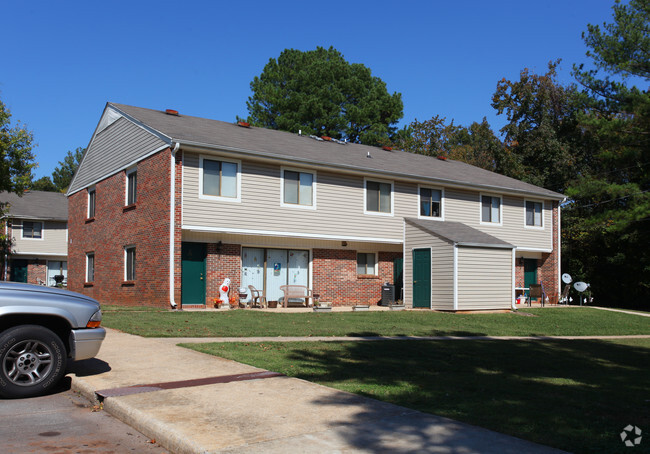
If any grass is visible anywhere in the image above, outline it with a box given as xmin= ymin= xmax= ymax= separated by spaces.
xmin=102 ymin=307 xmax=650 ymax=338
xmin=183 ymin=338 xmax=650 ymax=454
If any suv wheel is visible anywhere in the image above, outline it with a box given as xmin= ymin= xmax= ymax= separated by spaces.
xmin=0 ymin=325 xmax=67 ymax=398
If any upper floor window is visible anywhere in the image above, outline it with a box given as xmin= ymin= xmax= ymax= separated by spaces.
xmin=419 ymin=187 xmax=442 ymax=218
xmin=88 ymin=187 xmax=96 ymax=218
xmin=22 ymin=221 xmax=43 ymax=239
xmin=282 ymin=169 xmax=315 ymax=208
xmin=357 ymin=252 xmax=377 ymax=275
xmin=86 ymin=253 xmax=95 ymax=282
xmin=481 ymin=195 xmax=501 ymax=224
xmin=126 ymin=168 xmax=137 ymax=205
xmin=365 ymin=179 xmax=393 ymax=215
xmin=199 ymin=156 xmax=240 ymax=202
xmin=125 ymin=246 xmax=136 ymax=281
xmin=525 ymin=200 xmax=543 ymax=227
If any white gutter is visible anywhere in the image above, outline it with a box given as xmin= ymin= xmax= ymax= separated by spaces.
xmin=169 ymin=142 xmax=180 ymax=309
xmin=510 ymin=249 xmax=517 ymax=311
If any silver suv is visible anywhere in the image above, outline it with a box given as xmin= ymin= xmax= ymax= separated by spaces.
xmin=0 ymin=282 xmax=106 ymax=398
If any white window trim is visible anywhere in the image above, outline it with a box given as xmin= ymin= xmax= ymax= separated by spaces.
xmin=198 ymin=155 xmax=242 ymax=203
xmin=124 ymin=245 xmax=136 ymax=281
xmin=356 ymin=251 xmax=379 ymax=275
xmin=86 ymin=252 xmax=95 ymax=283
xmin=479 ymin=193 xmax=503 ymax=226
xmin=87 ymin=186 xmax=96 ymax=218
xmin=524 ymin=199 xmax=545 ymax=230
xmin=363 ymin=177 xmax=394 ymax=217
xmin=125 ymin=166 xmax=137 ymax=206
xmin=21 ymin=220 xmax=44 ymax=240
xmin=417 ymin=185 xmax=445 ymax=221
xmin=280 ymin=166 xmax=317 ymax=210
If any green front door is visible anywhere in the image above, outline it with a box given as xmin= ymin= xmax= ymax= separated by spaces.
xmin=10 ymin=259 xmax=28 ymax=283
xmin=181 ymin=242 xmax=206 ymax=305
xmin=524 ymin=259 xmax=538 ymax=293
xmin=394 ymin=257 xmax=403 ymax=302
xmin=412 ymin=249 xmax=431 ymax=308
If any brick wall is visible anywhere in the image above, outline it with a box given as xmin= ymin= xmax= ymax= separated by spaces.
xmin=312 ymin=249 xmax=401 ymax=305
xmin=68 ymin=149 xmax=172 ymax=307
xmin=205 ymin=242 xmax=241 ymax=306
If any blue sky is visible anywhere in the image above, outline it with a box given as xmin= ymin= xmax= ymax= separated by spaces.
xmin=3 ymin=0 xmax=617 ymax=179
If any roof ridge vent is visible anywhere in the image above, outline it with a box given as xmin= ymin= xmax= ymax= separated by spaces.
xmin=309 ymin=135 xmax=324 ymax=141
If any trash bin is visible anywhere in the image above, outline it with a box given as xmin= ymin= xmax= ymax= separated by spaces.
xmin=381 ymin=283 xmax=395 ymax=306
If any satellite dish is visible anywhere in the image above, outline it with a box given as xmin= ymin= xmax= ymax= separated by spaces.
xmin=562 ymin=273 xmax=573 ymax=284
xmin=574 ymin=282 xmax=589 ymax=293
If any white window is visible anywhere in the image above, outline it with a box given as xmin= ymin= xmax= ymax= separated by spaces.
xmin=88 ymin=187 xmax=96 ymax=218
xmin=356 ymin=252 xmax=377 ymax=275
xmin=125 ymin=246 xmax=136 ymax=281
xmin=365 ymin=179 xmax=393 ymax=215
xmin=86 ymin=253 xmax=95 ymax=283
xmin=22 ymin=221 xmax=43 ymax=239
xmin=481 ymin=194 xmax=501 ymax=224
xmin=419 ymin=187 xmax=443 ymax=219
xmin=281 ymin=168 xmax=315 ymax=208
xmin=126 ymin=168 xmax=137 ymax=205
xmin=199 ymin=156 xmax=241 ymax=202
xmin=525 ymin=200 xmax=543 ymax=227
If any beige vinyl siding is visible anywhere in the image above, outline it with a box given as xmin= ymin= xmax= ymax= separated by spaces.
xmin=456 ymin=247 xmax=512 ymax=310
xmin=182 ymin=230 xmax=401 ymax=252
xmin=70 ymin=116 xmax=167 ymax=193
xmin=404 ymin=222 xmax=454 ymax=310
xmin=182 ymin=152 xmax=554 ymax=250
xmin=182 ymin=152 xmax=412 ymax=242
xmin=12 ymin=221 xmax=68 ymax=256
xmin=443 ymin=188 xmax=552 ymax=251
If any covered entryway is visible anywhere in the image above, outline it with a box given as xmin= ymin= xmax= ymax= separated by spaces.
xmin=404 ymin=218 xmax=514 ymax=310
xmin=241 ymin=248 xmax=309 ymax=302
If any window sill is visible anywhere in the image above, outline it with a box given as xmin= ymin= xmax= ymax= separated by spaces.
xmin=83 ymin=282 xmax=94 ymax=287
xmin=123 ymin=204 xmax=136 ymax=213
xmin=357 ymin=274 xmax=380 ymax=280
xmin=85 ymin=217 xmax=95 ymax=224
xmin=122 ymin=280 xmax=135 ymax=286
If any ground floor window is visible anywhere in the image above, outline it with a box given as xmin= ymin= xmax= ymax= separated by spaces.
xmin=241 ymin=247 xmax=309 ymax=302
xmin=357 ymin=252 xmax=377 ymax=275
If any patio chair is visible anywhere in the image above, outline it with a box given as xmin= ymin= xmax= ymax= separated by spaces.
xmin=528 ymin=284 xmax=544 ymax=306
xmin=248 ymin=285 xmax=267 ymax=308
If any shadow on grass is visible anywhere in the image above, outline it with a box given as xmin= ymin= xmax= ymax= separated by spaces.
xmin=211 ymin=339 xmax=648 ymax=454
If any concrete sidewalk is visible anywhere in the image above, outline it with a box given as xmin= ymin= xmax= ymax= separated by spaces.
xmin=68 ymin=329 xmax=567 ymax=454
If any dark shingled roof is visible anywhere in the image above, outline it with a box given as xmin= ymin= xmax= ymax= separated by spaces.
xmin=405 ymin=218 xmax=514 ymax=248
xmin=109 ymin=103 xmax=564 ymax=200
xmin=0 ymin=191 xmax=68 ymax=221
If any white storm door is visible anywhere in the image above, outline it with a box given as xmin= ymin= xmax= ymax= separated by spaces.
xmin=288 ymin=250 xmax=309 ymax=287
xmin=266 ymin=249 xmax=288 ymax=302
xmin=241 ymin=248 xmax=264 ymax=302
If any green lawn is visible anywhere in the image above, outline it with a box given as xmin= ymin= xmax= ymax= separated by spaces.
xmin=102 ymin=307 xmax=650 ymax=338
xmin=183 ymin=338 xmax=650 ymax=454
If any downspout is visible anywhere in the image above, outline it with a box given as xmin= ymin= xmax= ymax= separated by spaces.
xmin=169 ymin=142 xmax=180 ymax=309
xmin=3 ymin=218 xmax=8 ymax=281
xmin=511 ymin=248 xmax=516 ymax=311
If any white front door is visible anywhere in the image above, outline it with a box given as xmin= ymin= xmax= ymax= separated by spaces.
xmin=241 ymin=248 xmax=264 ymax=302
xmin=266 ymin=249 xmax=288 ymax=302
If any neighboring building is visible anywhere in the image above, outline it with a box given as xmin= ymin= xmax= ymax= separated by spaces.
xmin=66 ymin=103 xmax=564 ymax=310
xmin=1 ymin=191 xmax=68 ymax=286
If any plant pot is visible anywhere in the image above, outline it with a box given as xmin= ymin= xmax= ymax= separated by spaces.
xmin=268 ymin=301 xmax=278 ymax=308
